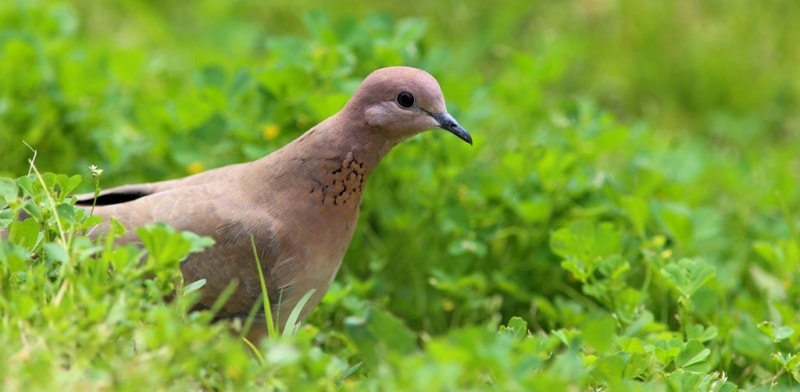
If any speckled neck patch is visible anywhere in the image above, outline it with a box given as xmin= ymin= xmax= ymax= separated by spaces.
xmin=310 ymin=153 xmax=366 ymax=206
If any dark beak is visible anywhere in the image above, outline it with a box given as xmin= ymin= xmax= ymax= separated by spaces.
xmin=431 ymin=112 xmax=473 ymax=145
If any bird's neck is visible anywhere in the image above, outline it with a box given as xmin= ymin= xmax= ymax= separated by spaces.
xmin=250 ymin=113 xmax=397 ymax=209
xmin=289 ymin=113 xmax=395 ymax=177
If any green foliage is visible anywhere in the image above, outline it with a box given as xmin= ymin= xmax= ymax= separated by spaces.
xmin=3 ymin=0 xmax=800 ymax=390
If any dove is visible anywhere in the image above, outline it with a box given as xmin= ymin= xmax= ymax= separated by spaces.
xmin=74 ymin=66 xmax=472 ymax=339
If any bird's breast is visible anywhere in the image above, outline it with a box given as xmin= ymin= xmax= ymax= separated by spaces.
xmin=308 ymin=152 xmax=367 ymax=208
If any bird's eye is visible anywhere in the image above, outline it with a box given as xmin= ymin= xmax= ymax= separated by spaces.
xmin=396 ymin=91 xmax=415 ymax=108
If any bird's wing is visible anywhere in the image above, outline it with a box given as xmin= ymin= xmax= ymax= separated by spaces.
xmin=75 ymin=161 xmax=251 ymax=206
xmin=83 ymin=177 xmax=299 ymax=325
xmin=75 ymin=183 xmax=165 ymax=206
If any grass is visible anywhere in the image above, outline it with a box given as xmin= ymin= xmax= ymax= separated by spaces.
xmin=2 ymin=0 xmax=800 ymax=390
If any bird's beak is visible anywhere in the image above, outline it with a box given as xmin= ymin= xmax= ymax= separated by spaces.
xmin=431 ymin=112 xmax=473 ymax=145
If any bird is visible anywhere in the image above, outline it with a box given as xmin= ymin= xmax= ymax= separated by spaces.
xmin=73 ymin=66 xmax=472 ymax=340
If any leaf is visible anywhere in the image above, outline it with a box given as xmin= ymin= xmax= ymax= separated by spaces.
xmin=183 ymin=279 xmax=207 ymax=295
xmin=15 ymin=174 xmax=36 ymax=198
xmin=10 ymin=218 xmax=43 ymax=251
xmin=758 ymin=321 xmax=795 ymax=342
xmin=282 ymin=289 xmax=316 ymax=336
xmin=499 ymin=316 xmax=529 ymax=341
xmin=650 ymin=338 xmax=683 ymax=366
xmin=50 ymin=173 xmax=82 ymax=201
xmin=336 ymin=361 xmax=364 ymax=387
xmin=55 ymin=202 xmax=76 ymax=223
xmin=652 ymin=201 xmax=693 ymax=246
xmin=0 ymin=240 xmax=32 ymax=272
xmin=344 ymin=306 xmax=418 ymax=368
xmin=0 ymin=208 xmax=13 ymax=228
xmin=752 ymin=239 xmax=799 ymax=274
xmin=748 ymin=264 xmax=786 ymax=300
xmin=676 ymin=340 xmax=711 ymax=369
xmin=591 ymin=353 xmax=625 ymax=382
xmin=617 ymin=336 xmax=646 ymax=354
xmin=660 ymin=257 xmax=716 ymax=298
xmin=516 ymin=196 xmax=553 ymax=224
xmin=0 ymin=177 xmax=19 ymax=204
xmin=582 ymin=315 xmax=617 ymax=352
xmin=21 ymin=198 xmax=44 ymax=221
xmin=64 ymin=174 xmax=83 ymax=196
xmin=551 ymin=220 xmax=623 ymax=283
xmin=394 ymin=18 xmax=427 ymax=45
xmin=686 ymin=324 xmax=718 ymax=342
xmin=136 ymin=223 xmax=214 ymax=269
xmin=43 ymin=242 xmax=70 ymax=264
xmin=619 ymin=195 xmax=649 ymax=236
xmin=732 ymin=319 xmax=774 ymax=358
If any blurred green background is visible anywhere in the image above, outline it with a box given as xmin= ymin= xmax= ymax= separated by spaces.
xmin=3 ymin=0 xmax=800 ymax=389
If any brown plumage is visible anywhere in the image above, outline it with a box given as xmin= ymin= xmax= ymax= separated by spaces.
xmin=75 ymin=66 xmax=472 ymax=339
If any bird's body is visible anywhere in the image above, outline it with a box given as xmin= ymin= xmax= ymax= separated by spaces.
xmin=74 ymin=66 xmax=471 ymax=339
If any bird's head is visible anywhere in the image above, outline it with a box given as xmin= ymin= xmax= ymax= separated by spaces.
xmin=345 ymin=66 xmax=472 ymax=145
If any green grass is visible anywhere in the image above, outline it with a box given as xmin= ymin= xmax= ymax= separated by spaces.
xmin=2 ymin=0 xmax=800 ymax=390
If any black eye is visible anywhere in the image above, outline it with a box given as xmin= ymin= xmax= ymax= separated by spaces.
xmin=396 ymin=91 xmax=415 ymax=108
